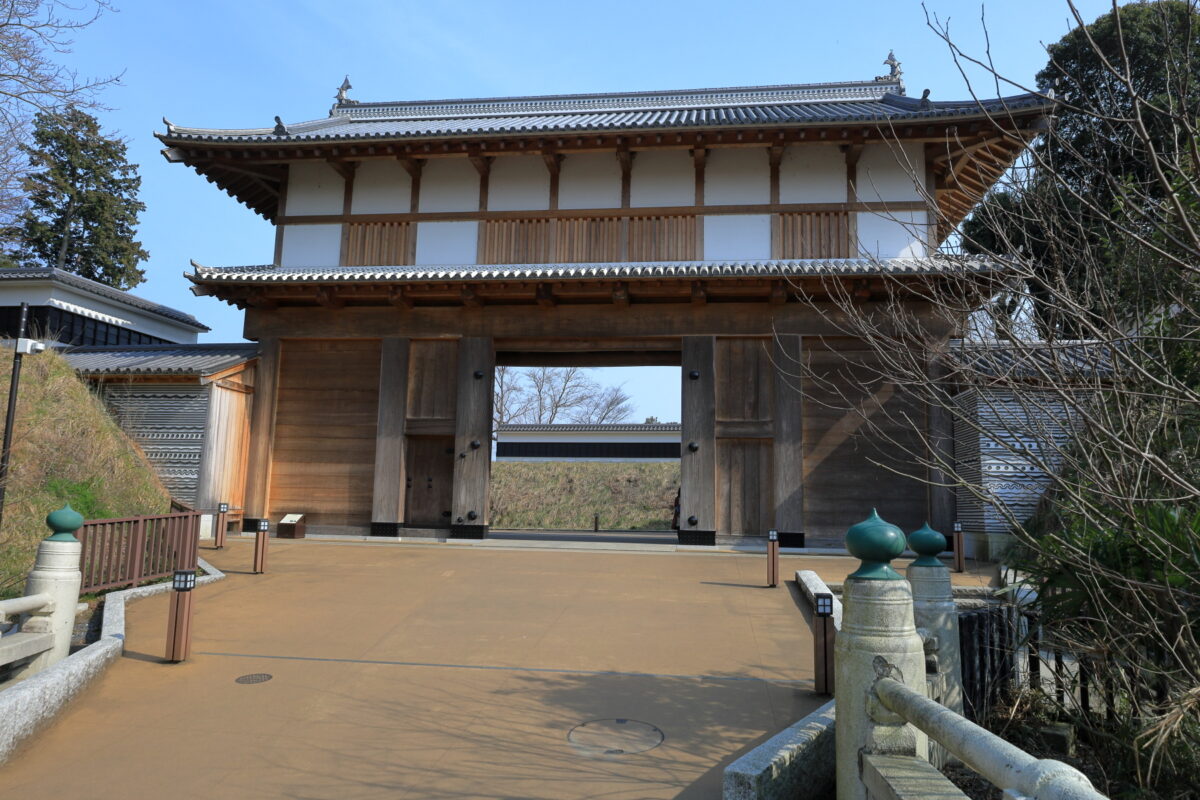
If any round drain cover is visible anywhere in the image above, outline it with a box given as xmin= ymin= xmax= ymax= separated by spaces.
xmin=567 ymin=718 xmax=664 ymax=756
xmin=235 ymin=673 xmax=273 ymax=685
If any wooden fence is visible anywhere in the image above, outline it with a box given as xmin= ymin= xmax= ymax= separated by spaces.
xmin=77 ymin=511 xmax=201 ymax=594
xmin=958 ymin=605 xmax=1018 ymax=721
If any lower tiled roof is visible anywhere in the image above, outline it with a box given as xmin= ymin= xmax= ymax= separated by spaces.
xmin=188 ymin=257 xmax=998 ymax=285
xmin=63 ymin=343 xmax=259 ymax=376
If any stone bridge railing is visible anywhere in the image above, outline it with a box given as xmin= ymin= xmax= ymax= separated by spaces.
xmin=837 ymin=510 xmax=1107 ymax=800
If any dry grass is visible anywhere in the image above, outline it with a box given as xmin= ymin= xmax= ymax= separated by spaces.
xmin=0 ymin=349 xmax=169 ymax=597
xmin=490 ymin=461 xmax=679 ymax=530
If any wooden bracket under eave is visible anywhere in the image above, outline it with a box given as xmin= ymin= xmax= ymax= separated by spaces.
xmin=535 ymin=283 xmax=556 ymax=308
xmin=387 ymin=286 xmax=413 ymax=309
xmin=398 ymin=157 xmax=424 ymax=179
xmin=468 ymin=154 xmax=493 ymax=177
xmin=316 ymin=287 xmax=345 ymax=309
xmin=612 ymin=282 xmax=630 ymax=307
xmin=769 ymin=281 xmax=788 ymax=305
xmin=460 ymin=286 xmax=483 ymax=307
xmin=326 ymin=158 xmax=358 ymax=181
xmin=246 ymin=291 xmax=277 ymax=310
xmin=690 ymin=281 xmax=707 ymax=306
xmin=541 ymin=153 xmax=563 ymax=176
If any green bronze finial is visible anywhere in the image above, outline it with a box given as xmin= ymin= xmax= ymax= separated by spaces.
xmin=908 ymin=523 xmax=947 ymax=567
xmin=46 ymin=504 xmax=84 ymax=542
xmin=845 ymin=509 xmax=906 ymax=580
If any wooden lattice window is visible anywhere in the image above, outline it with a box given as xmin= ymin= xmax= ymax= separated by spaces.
xmin=555 ymin=217 xmax=623 ymax=263
xmin=480 ymin=218 xmax=554 ymax=264
xmin=627 ymin=215 xmax=697 ymax=261
xmin=778 ymin=211 xmax=851 ymax=259
xmin=344 ymin=222 xmax=414 ymax=266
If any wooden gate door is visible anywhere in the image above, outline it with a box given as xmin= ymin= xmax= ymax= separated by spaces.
xmin=404 ymin=436 xmax=454 ymax=528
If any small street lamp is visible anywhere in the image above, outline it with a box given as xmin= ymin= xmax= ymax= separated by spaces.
xmin=813 ymin=591 xmax=836 ymax=695
xmin=766 ymin=529 xmax=779 ymax=587
xmin=252 ymin=518 xmax=269 ymax=574
xmin=165 ymin=569 xmax=196 ymax=663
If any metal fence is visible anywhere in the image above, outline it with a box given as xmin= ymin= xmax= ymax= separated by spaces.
xmin=77 ymin=511 xmax=201 ymax=594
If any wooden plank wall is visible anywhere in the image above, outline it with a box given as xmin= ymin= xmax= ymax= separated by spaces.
xmin=801 ymin=341 xmax=928 ymax=545
xmin=269 ymin=339 xmax=382 ymax=528
xmin=714 ymin=338 xmax=775 ymax=536
xmin=197 ymin=370 xmax=253 ymax=512
xmin=451 ymin=337 xmax=494 ymax=527
xmin=627 ymin=216 xmax=697 ymax=261
xmin=372 ymin=338 xmax=409 ymax=524
xmin=404 ymin=339 xmax=459 ymax=527
xmin=556 ymin=218 xmax=623 ymax=262
xmin=481 ymin=219 xmax=554 ymax=264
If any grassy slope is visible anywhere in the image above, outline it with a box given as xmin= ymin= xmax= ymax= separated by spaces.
xmin=490 ymin=461 xmax=680 ymax=530
xmin=0 ymin=349 xmax=170 ymax=597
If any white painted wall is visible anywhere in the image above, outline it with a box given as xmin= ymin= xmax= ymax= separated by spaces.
xmin=703 ymin=214 xmax=772 ymax=260
xmin=285 ymin=162 xmax=345 ymax=216
xmin=351 ymin=161 xmax=412 ymax=214
xmin=855 ymin=142 xmax=925 ymax=202
xmin=418 ymin=159 xmax=479 ymax=212
xmin=559 ymin=153 xmax=622 ymax=209
xmin=280 ymin=224 xmax=343 ymax=267
xmin=0 ymin=281 xmax=201 ymax=342
xmin=856 ymin=210 xmax=929 ymax=259
xmin=779 ymin=144 xmax=846 ymax=203
xmin=415 ymin=220 xmax=479 ymax=264
xmin=489 ymin=156 xmax=550 ymax=211
xmin=705 ymin=148 xmax=769 ymax=205
xmin=630 ymin=150 xmax=693 ymax=207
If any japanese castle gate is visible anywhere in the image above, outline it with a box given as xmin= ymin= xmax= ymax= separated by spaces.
xmin=161 ymin=65 xmax=1048 ymax=545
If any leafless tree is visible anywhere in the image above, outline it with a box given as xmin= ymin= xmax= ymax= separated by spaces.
xmin=493 ymin=367 xmax=634 ymax=426
xmin=781 ymin=2 xmax=1200 ymax=791
xmin=0 ymin=0 xmax=115 ymax=244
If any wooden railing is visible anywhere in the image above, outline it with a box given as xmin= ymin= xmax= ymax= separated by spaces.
xmin=77 ymin=511 xmax=201 ymax=594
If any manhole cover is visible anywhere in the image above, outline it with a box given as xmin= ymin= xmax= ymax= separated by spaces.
xmin=235 ymin=673 xmax=273 ymax=685
xmin=567 ymin=719 xmax=664 ymax=756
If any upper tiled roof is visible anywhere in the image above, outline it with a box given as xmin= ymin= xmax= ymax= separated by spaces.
xmin=63 ymin=343 xmax=258 ymax=376
xmin=187 ymin=257 xmax=998 ymax=286
xmin=160 ymin=79 xmax=1049 ymax=144
xmin=0 ymin=267 xmax=209 ymax=331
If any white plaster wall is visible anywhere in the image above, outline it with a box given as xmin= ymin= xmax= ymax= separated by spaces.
xmin=630 ymin=150 xmax=694 ymax=208
xmin=703 ymin=214 xmax=772 ymax=260
xmin=779 ymin=144 xmax=846 ymax=203
xmin=856 ymin=142 xmax=925 ymax=202
xmin=418 ymin=159 xmax=479 ymax=212
xmin=489 ymin=156 xmax=550 ymax=211
xmin=704 ymin=148 xmax=769 ymax=205
xmin=0 ymin=282 xmax=199 ymax=342
xmin=559 ymin=153 xmax=621 ymax=209
xmin=856 ymin=210 xmax=929 ymax=259
xmin=280 ymin=224 xmax=343 ymax=267
xmin=415 ymin=220 xmax=479 ymax=264
xmin=351 ymin=161 xmax=411 ymax=214
xmin=285 ymin=162 xmax=345 ymax=216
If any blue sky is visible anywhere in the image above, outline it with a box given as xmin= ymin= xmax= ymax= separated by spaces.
xmin=60 ymin=0 xmax=1112 ymax=421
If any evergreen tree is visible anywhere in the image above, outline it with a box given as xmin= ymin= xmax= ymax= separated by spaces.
xmin=11 ymin=107 xmax=148 ymax=289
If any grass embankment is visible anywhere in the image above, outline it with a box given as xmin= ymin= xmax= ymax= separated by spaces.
xmin=0 ymin=349 xmax=169 ymax=597
xmin=490 ymin=461 xmax=680 ymax=530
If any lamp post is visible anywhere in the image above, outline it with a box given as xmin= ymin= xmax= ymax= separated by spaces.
xmin=766 ymin=529 xmax=779 ymax=587
xmin=214 ymin=502 xmax=228 ymax=550
xmin=813 ymin=591 xmax=836 ymax=695
xmin=952 ymin=520 xmax=965 ymax=573
xmin=165 ymin=569 xmax=196 ymax=663
xmin=252 ymin=517 xmax=269 ymax=574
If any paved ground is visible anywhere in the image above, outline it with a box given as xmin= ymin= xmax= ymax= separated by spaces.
xmin=0 ymin=540 xmax=993 ymax=799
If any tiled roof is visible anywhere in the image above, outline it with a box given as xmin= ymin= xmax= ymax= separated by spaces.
xmin=160 ymin=79 xmax=1049 ymax=144
xmin=188 ymin=257 xmax=999 ymax=286
xmin=498 ymin=424 xmax=681 ymax=433
xmin=0 ymin=267 xmax=209 ymax=331
xmin=949 ymin=339 xmax=1112 ymax=380
xmin=63 ymin=343 xmax=258 ymax=376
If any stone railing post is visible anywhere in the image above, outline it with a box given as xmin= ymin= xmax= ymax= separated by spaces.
xmin=835 ymin=509 xmax=928 ymax=800
xmin=11 ymin=505 xmax=83 ymax=680
xmin=907 ymin=523 xmax=963 ymax=716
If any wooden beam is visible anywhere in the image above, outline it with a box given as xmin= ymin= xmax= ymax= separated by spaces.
xmin=773 ymin=334 xmax=804 ymax=534
xmin=461 ymin=286 xmax=482 ymax=307
xmin=691 ymin=281 xmax=707 ymax=306
xmin=388 ymin=286 xmax=413 ymax=309
xmin=612 ymin=282 xmax=629 ymax=307
xmin=315 ymin=287 xmax=344 ymax=309
xmin=535 ymin=283 xmax=555 ymax=308
xmin=681 ymin=336 xmax=717 ymax=537
xmin=451 ymin=337 xmax=494 ymax=530
xmin=372 ymin=337 xmax=409 ymax=525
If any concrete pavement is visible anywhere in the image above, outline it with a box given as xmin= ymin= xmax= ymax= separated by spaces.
xmin=0 ymin=540 xmax=991 ymax=799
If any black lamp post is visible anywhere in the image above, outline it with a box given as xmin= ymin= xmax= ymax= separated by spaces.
xmin=814 ymin=591 xmax=836 ymax=695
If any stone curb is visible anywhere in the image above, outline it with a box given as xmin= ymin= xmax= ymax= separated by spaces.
xmin=722 ymin=700 xmax=836 ymax=800
xmin=0 ymin=557 xmax=225 ymax=765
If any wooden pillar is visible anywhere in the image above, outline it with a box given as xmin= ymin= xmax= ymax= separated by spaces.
xmin=450 ymin=337 xmax=494 ymax=538
xmin=927 ymin=354 xmax=956 ymax=536
xmin=371 ymin=337 xmax=410 ymax=535
xmin=773 ymin=334 xmax=805 ymax=544
xmin=680 ymin=336 xmax=716 ymax=545
xmin=243 ymin=338 xmax=280 ymax=526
